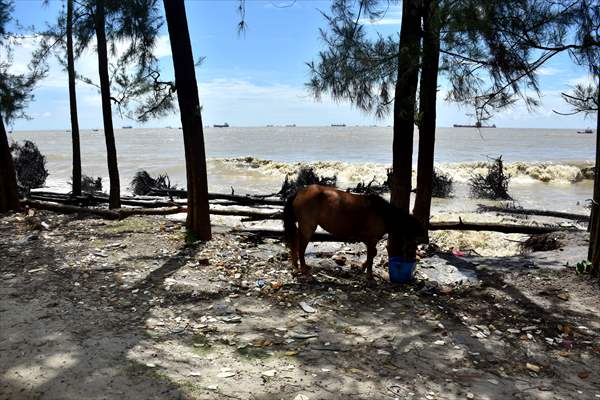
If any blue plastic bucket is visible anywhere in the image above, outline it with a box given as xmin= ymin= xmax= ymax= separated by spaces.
xmin=388 ymin=256 xmax=416 ymax=283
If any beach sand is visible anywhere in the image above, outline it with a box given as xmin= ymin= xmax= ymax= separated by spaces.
xmin=1 ymin=211 xmax=599 ymax=399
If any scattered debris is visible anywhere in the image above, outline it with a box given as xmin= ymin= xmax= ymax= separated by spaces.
xmin=299 ymin=302 xmax=317 ymax=314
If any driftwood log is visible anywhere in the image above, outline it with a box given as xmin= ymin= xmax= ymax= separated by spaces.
xmin=146 ymin=188 xmax=284 ymax=206
xmin=30 ymin=190 xmax=283 ymax=208
xmin=233 ymin=221 xmax=575 ymax=242
xmin=22 ymin=199 xmax=280 ymax=220
xmin=21 ymin=199 xmax=187 ymax=220
xmin=477 ymin=204 xmax=589 ymax=222
xmin=23 ymin=191 xmax=578 ymax=236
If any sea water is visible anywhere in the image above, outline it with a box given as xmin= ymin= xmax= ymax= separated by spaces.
xmin=9 ymin=126 xmax=595 ymax=214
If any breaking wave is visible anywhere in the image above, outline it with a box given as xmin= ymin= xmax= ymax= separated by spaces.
xmin=211 ymin=157 xmax=595 ymax=187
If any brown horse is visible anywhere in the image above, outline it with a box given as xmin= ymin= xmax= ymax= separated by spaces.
xmin=283 ymin=185 xmax=426 ymax=281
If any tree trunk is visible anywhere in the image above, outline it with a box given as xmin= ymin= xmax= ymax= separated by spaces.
xmin=0 ymin=115 xmax=19 ymax=213
xmin=413 ymin=0 xmax=441 ymax=241
xmin=388 ymin=0 xmax=421 ymax=256
xmin=94 ymin=0 xmax=120 ymax=209
xmin=163 ymin=0 xmax=211 ymax=240
xmin=588 ymin=73 xmax=600 ymax=278
xmin=67 ymin=0 xmax=82 ymax=197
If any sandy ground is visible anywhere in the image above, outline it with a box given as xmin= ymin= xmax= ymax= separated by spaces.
xmin=1 ymin=211 xmax=599 ymax=400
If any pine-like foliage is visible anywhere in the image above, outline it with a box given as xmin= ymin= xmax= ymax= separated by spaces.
xmin=39 ymin=0 xmax=175 ymax=122
xmin=469 ymin=157 xmax=511 ymax=200
xmin=279 ymin=167 xmax=337 ymax=200
xmin=130 ymin=170 xmax=178 ymax=195
xmin=308 ymin=0 xmax=568 ymax=122
xmin=431 ymin=169 xmax=453 ymax=198
xmin=10 ymin=140 xmax=48 ymax=193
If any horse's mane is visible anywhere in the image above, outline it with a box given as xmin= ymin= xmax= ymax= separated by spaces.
xmin=365 ymin=194 xmax=395 ymax=215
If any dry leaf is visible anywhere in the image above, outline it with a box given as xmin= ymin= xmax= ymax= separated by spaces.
xmin=557 ymin=293 xmax=570 ymax=301
xmin=578 ymin=371 xmax=590 ymax=380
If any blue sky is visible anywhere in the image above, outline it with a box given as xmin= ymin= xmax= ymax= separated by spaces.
xmin=6 ymin=0 xmax=597 ymax=130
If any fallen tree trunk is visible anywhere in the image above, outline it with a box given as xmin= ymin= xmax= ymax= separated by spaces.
xmin=22 ymin=199 xmax=187 ymax=220
xmin=478 ymin=205 xmax=589 ymax=222
xmin=22 ymin=199 xmax=279 ymax=220
xmin=30 ymin=193 xmax=182 ymax=208
xmin=233 ymin=221 xmax=576 ymax=241
xmin=428 ymin=220 xmax=575 ymax=234
xmin=31 ymin=190 xmax=284 ymax=207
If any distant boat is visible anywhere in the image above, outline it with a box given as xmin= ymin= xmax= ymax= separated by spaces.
xmin=92 ymin=129 xmax=100 ymax=133
xmin=453 ymin=122 xmax=496 ymax=128
xmin=213 ymin=122 xmax=230 ymax=128
xmin=331 ymin=124 xmax=346 ymax=127
xmin=577 ymin=128 xmax=593 ymax=134
xmin=285 ymin=124 xmax=296 ymax=127
xmin=266 ymin=124 xmax=274 ymax=127
xmin=122 ymin=125 xmax=133 ymax=129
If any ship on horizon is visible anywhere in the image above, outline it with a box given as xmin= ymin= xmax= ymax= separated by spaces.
xmin=213 ymin=122 xmax=230 ymax=128
xmin=331 ymin=123 xmax=346 ymax=127
xmin=453 ymin=122 xmax=496 ymax=128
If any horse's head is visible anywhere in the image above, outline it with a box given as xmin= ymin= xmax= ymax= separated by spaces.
xmin=404 ymin=213 xmax=428 ymax=243
xmin=388 ymin=207 xmax=427 ymax=243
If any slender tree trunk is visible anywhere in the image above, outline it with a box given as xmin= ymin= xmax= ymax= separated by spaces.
xmin=413 ymin=0 xmax=441 ymax=241
xmin=0 ymin=114 xmax=19 ymax=213
xmin=94 ymin=0 xmax=120 ymax=209
xmin=587 ymin=73 xmax=600 ymax=278
xmin=163 ymin=0 xmax=211 ymax=240
xmin=388 ymin=0 xmax=421 ymax=256
xmin=67 ymin=0 xmax=82 ymax=197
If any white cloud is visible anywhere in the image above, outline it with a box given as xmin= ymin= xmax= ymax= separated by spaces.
xmin=537 ymin=67 xmax=563 ymax=76
xmin=567 ymin=74 xmax=596 ymax=87
xmin=359 ymin=18 xmax=402 ymax=26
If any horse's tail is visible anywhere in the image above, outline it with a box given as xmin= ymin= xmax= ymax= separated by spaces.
xmin=283 ymin=193 xmax=298 ymax=250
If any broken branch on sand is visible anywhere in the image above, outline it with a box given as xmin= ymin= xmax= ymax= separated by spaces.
xmin=477 ymin=204 xmax=589 ymax=222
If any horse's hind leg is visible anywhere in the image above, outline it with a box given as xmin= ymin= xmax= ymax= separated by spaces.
xmin=298 ymin=224 xmax=317 ymax=274
xmin=287 ymin=232 xmax=299 ymax=272
xmin=364 ymin=242 xmax=377 ymax=282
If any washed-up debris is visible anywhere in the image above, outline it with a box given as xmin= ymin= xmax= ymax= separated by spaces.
xmin=332 ymin=255 xmax=347 ymax=266
xmin=289 ymin=332 xmax=319 ymax=340
xmin=217 ymin=370 xmax=236 ymax=378
xmin=521 ymin=326 xmax=537 ymax=332
xmin=299 ymin=302 xmax=317 ymax=313
xmin=262 ymin=369 xmax=277 ymax=377
xmin=220 ymin=315 xmax=242 ymax=323
xmin=526 ymin=363 xmax=541 ymax=373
